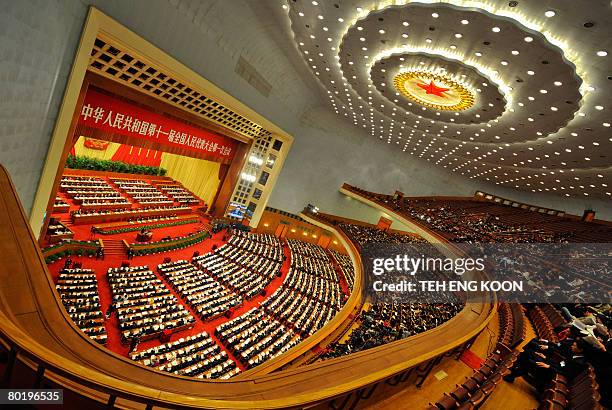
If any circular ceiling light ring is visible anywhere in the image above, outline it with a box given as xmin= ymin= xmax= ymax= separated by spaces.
xmin=393 ymin=71 xmax=475 ymax=111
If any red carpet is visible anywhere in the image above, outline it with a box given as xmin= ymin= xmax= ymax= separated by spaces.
xmin=46 ymin=226 xmax=293 ymax=371
xmin=460 ymin=349 xmax=485 ymax=370
xmin=46 ymin=175 xmax=301 ymax=371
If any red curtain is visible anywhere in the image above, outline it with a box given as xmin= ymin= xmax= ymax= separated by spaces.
xmin=111 ymin=144 xmax=163 ymax=167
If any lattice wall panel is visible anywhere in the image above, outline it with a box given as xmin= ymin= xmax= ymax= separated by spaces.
xmin=88 ymin=36 xmax=271 ymax=140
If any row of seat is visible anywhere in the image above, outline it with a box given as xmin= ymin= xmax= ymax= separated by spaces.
xmin=130 ymin=331 xmax=240 ymax=379
xmin=226 ymin=234 xmax=283 ymax=262
xmin=330 ymin=249 xmax=355 ymax=290
xmin=497 ymin=303 xmax=526 ymax=349
xmin=215 ymin=307 xmax=301 ymax=369
xmin=156 ymin=184 xmax=199 ymax=204
xmin=284 ymin=268 xmax=344 ymax=309
xmin=431 ymin=350 xmax=520 ymax=410
xmin=107 ymin=266 xmax=195 ymax=341
xmin=56 ymin=268 xmax=107 ymax=345
xmin=194 ymin=250 xmax=271 ymax=299
xmin=262 ymin=286 xmax=337 ymax=337
xmin=158 ymin=260 xmax=242 ymax=321
xmin=431 ymin=300 xmax=527 ymax=410
xmin=112 ymin=178 xmax=173 ymax=205
xmin=287 ymin=238 xmax=329 ymax=260
xmin=539 ymin=366 xmax=605 ymax=410
xmin=528 ymin=305 xmax=561 ymax=343
xmin=232 ymin=230 xmax=280 ymax=247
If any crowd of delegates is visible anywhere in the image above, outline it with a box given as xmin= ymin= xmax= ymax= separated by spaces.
xmin=157 ymin=184 xmax=199 ymax=204
xmin=61 ymin=175 xmax=131 ymax=209
xmin=131 ymin=331 xmax=240 ymax=379
xmin=215 ymin=308 xmax=301 ymax=369
xmin=505 ymin=304 xmax=611 ymax=408
xmin=485 ymin=244 xmax=611 ymax=303
xmin=339 ymin=223 xmax=426 ymax=246
xmin=330 ymin=249 xmax=355 ymax=291
xmin=53 ymin=196 xmax=70 ymax=212
xmin=160 ymin=259 xmax=242 ymax=321
xmin=72 ymin=204 xmax=191 ymax=221
xmin=112 ymin=178 xmax=174 ymax=206
xmin=321 ymin=302 xmax=463 ymax=358
xmin=107 ymin=265 xmax=195 ymax=345
xmin=56 ymin=268 xmax=107 ymax=345
xmin=344 ymin=188 xmax=611 ymax=302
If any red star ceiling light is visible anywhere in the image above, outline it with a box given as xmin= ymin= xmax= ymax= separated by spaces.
xmin=417 ymin=80 xmax=450 ymax=98
xmin=393 ymin=71 xmax=475 ymax=111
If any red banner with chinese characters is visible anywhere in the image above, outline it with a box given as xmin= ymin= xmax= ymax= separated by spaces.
xmin=78 ymin=89 xmax=237 ymax=161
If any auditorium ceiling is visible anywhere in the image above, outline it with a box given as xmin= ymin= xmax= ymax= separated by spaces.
xmin=267 ymin=0 xmax=612 ymax=199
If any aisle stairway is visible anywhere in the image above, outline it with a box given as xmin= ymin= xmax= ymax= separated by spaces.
xmin=102 ymin=239 xmax=126 ymax=256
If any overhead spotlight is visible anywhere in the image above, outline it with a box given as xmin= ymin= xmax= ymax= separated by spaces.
xmin=461 ymin=19 xmax=469 ymax=24
xmin=524 ymin=36 xmax=533 ymax=42
xmin=544 ymin=10 xmax=556 ymax=17
xmin=511 ymin=50 xmax=519 ymax=55
xmin=597 ymin=50 xmax=608 ymax=56
xmin=455 ymin=33 xmax=463 ymax=38
xmin=432 ymin=12 xmax=439 ymax=18
xmin=554 ymin=81 xmax=562 ymax=86
xmin=492 ymin=26 xmax=501 ymax=32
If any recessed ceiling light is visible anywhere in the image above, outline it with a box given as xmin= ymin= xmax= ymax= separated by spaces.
xmin=461 ymin=19 xmax=469 ymax=25
xmin=338 ymin=17 xmax=344 ymax=22
xmin=425 ymin=38 xmax=432 ymax=43
xmin=501 ymin=60 xmax=508 ymax=66
xmin=356 ymin=7 xmax=363 ymax=12
xmin=595 ymin=105 xmax=604 ymax=110
xmin=282 ymin=4 xmax=288 ymax=10
xmin=317 ymin=15 xmax=324 ymax=20
xmin=475 ymin=52 xmax=482 ymax=57
xmin=511 ymin=50 xmax=519 ymax=55
xmin=544 ymin=10 xmax=556 ymax=17
xmin=379 ymin=29 xmax=385 ymax=34
xmin=587 ymin=85 xmax=596 ymax=91
xmin=360 ymin=37 xmax=366 ymax=41
xmin=550 ymin=106 xmax=558 ymax=111
xmin=524 ymin=36 xmax=533 ymax=42
xmin=540 ymin=89 xmax=548 ymax=94
xmin=312 ymin=0 xmax=318 ymax=4
xmin=596 ymin=50 xmax=608 ymax=57
xmin=554 ymin=81 xmax=562 ymax=86
xmin=298 ymin=12 xmax=304 ymax=17
xmin=603 ymin=122 xmax=611 ymax=127
xmin=450 ymin=44 xmax=457 ymax=49
xmin=402 ymin=21 xmax=409 ymax=27
xmin=432 ymin=12 xmax=439 ymax=18
xmin=357 ymin=26 xmax=363 ymax=31
xmin=527 ymin=70 xmax=535 ymax=75
xmin=402 ymin=33 xmax=408 ymax=38
xmin=455 ymin=33 xmax=463 ymax=38
xmin=492 ymin=27 xmax=501 ymax=32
